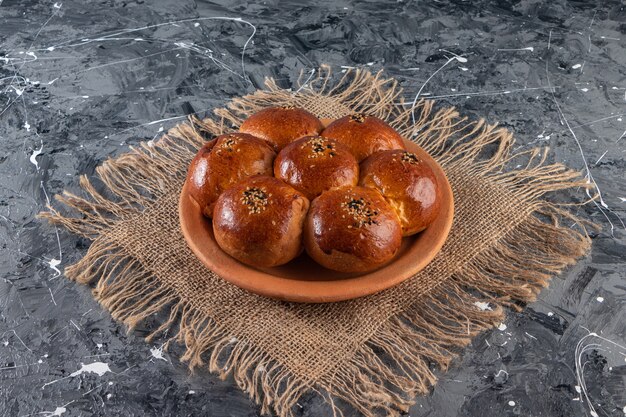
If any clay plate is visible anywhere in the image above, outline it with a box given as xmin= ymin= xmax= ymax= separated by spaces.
xmin=179 ymin=121 xmax=454 ymax=303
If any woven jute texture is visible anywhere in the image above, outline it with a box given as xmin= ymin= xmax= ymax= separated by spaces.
xmin=41 ymin=65 xmax=594 ymax=417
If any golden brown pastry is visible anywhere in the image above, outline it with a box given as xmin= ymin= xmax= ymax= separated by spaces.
xmin=303 ymin=186 xmax=402 ymax=273
xmin=185 ymin=133 xmax=276 ymax=218
xmin=359 ymin=150 xmax=440 ymax=236
xmin=238 ymin=106 xmax=324 ymax=151
xmin=321 ymin=113 xmax=406 ymax=162
xmin=273 ymin=136 xmax=359 ymax=201
xmin=212 ymin=176 xmax=310 ymax=267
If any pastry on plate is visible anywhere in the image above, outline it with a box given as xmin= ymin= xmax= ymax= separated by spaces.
xmin=304 ymin=186 xmax=402 ymax=273
xmin=213 ymin=176 xmax=310 ymax=267
xmin=185 ymin=133 xmax=276 ymax=217
xmin=274 ymin=135 xmax=359 ymax=200
xmin=239 ymin=106 xmax=324 ymax=151
xmin=359 ymin=150 xmax=440 ymax=236
xmin=321 ymin=113 xmax=405 ymax=162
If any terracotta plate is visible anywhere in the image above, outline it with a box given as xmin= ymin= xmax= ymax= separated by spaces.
xmin=179 ymin=127 xmax=454 ymax=303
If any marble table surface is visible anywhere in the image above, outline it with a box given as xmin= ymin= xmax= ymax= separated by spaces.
xmin=1 ymin=0 xmax=624 ymax=416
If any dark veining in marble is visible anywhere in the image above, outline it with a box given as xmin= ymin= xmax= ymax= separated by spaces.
xmin=1 ymin=0 xmax=624 ymax=416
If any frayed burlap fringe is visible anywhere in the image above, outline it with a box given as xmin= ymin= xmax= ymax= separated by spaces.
xmin=40 ymin=64 xmax=594 ymax=417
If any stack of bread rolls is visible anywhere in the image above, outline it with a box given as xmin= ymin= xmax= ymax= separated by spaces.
xmin=186 ymin=106 xmax=441 ymax=273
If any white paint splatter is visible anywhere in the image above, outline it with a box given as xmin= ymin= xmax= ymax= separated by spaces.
xmin=474 ymin=301 xmax=491 ymax=311
xmin=581 ymin=88 xmax=589 ymax=92
xmin=596 ymin=296 xmax=604 ymax=302
xmin=106 ymin=393 xmax=112 ymax=400
xmin=497 ymin=46 xmax=534 ymax=52
xmin=508 ymin=401 xmax=516 ymax=406
xmin=497 ymin=323 xmax=507 ymax=331
xmin=48 ymin=288 xmax=57 ymax=305
xmin=545 ymin=63 xmax=625 ymax=237
xmin=1 ymin=330 xmax=33 ymax=352
xmin=53 ymin=2 xmax=62 ymax=8
xmin=49 ymin=406 xmax=67 ymax=416
xmin=48 ymin=258 xmax=61 ymax=276
xmin=189 ymin=390 xmax=195 ymax=394
xmin=575 ymin=385 xmax=582 ymax=393
xmin=595 ymin=150 xmax=608 ymax=165
xmin=97 ymin=343 xmax=103 ymax=349
xmin=575 ymin=331 xmax=626 ymax=417
xmin=194 ymin=22 xmax=200 ymax=27
xmin=42 ymin=362 xmax=111 ymax=389
xmin=525 ymin=332 xmax=538 ymax=340
xmin=24 ymin=122 xmax=31 ymax=132
xmin=30 ymin=142 xmax=43 ymax=170
xmin=72 ymin=362 xmax=111 ymax=377
xmin=547 ymin=312 xmax=554 ymax=317
xmin=150 ymin=345 xmax=168 ymax=362
xmin=495 ymin=369 xmax=509 ymax=378
xmin=411 ymin=52 xmax=468 ymax=124
xmin=458 ymin=66 xmax=469 ymax=71
xmin=547 ymin=30 xmax=552 ymax=50
xmin=10 ymin=85 xmax=24 ymax=96
xmin=572 ymin=64 xmax=582 ymax=69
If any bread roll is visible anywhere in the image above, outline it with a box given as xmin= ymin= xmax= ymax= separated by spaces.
xmin=185 ymin=133 xmax=276 ymax=218
xmin=359 ymin=150 xmax=440 ymax=236
xmin=239 ymin=106 xmax=324 ymax=151
xmin=304 ymin=186 xmax=402 ymax=273
xmin=213 ymin=176 xmax=310 ymax=267
xmin=321 ymin=113 xmax=405 ymax=162
xmin=274 ymin=136 xmax=359 ymax=201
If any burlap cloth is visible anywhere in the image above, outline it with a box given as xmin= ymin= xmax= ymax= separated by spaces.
xmin=42 ymin=65 xmax=593 ymax=416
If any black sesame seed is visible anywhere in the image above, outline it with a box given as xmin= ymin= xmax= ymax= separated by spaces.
xmin=401 ymin=152 xmax=419 ymax=164
xmin=349 ymin=113 xmax=366 ymax=123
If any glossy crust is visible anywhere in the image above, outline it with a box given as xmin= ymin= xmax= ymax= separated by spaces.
xmin=304 ymin=186 xmax=402 ymax=273
xmin=185 ymin=133 xmax=276 ymax=217
xmin=239 ymin=106 xmax=324 ymax=151
xmin=274 ymin=136 xmax=359 ymax=201
xmin=359 ymin=150 xmax=440 ymax=236
xmin=213 ymin=176 xmax=310 ymax=268
xmin=321 ymin=113 xmax=405 ymax=162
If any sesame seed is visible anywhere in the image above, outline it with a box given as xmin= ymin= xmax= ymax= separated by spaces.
xmin=305 ymin=136 xmax=335 ymax=158
xmin=341 ymin=197 xmax=379 ymax=228
xmin=241 ymin=187 xmax=269 ymax=214
xmin=220 ymin=135 xmax=241 ymax=152
xmin=349 ymin=113 xmax=366 ymax=123
xmin=401 ymin=152 xmax=420 ymax=164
